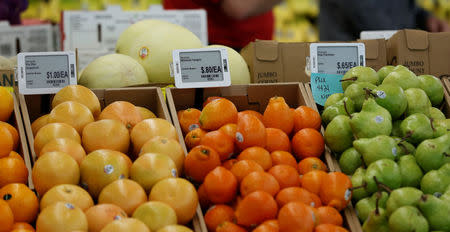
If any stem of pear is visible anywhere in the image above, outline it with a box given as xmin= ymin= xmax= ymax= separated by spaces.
xmin=374 ymin=176 xmax=392 ymax=193
xmin=363 ymin=88 xmax=377 ymax=98
xmin=339 ymin=77 xmax=357 ymax=82
xmin=375 ymin=191 xmax=381 ymax=215
xmin=349 ymin=182 xmax=367 ymax=191
xmin=397 ymin=142 xmax=410 ymax=155
xmin=430 ymin=118 xmax=436 ymax=131
xmin=400 ymin=131 xmax=413 ymax=141
xmin=444 ymin=152 xmax=450 ymax=157
xmin=343 ymin=100 xmax=352 ymax=119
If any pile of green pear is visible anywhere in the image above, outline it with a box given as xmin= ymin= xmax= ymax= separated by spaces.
xmin=322 ymin=65 xmax=450 ymax=232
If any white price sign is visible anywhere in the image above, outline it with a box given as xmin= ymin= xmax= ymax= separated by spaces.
xmin=310 ymin=43 xmax=365 ymax=75
xmin=17 ymin=52 xmax=77 ymax=95
xmin=172 ymin=48 xmax=231 ymax=89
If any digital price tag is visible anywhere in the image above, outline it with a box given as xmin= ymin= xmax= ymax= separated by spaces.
xmin=17 ymin=51 xmax=77 ymax=95
xmin=172 ymin=48 xmax=231 ymax=89
xmin=310 ymin=43 xmax=365 ymax=75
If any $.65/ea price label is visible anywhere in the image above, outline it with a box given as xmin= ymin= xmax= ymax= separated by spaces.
xmin=172 ymin=47 xmax=231 ymax=89
xmin=17 ymin=51 xmax=77 ymax=95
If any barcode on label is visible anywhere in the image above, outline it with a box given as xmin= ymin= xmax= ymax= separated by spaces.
xmin=46 ymin=79 xmax=66 ymax=84
xmin=0 ymin=44 xmax=12 ymax=57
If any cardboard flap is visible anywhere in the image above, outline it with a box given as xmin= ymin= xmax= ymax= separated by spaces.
xmin=255 ymin=40 xmax=279 ymax=61
xmin=405 ymin=29 xmax=429 ymax=50
xmin=363 ymin=40 xmax=379 ymax=59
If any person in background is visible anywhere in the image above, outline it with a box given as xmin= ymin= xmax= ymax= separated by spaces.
xmin=163 ymin=0 xmax=283 ymax=51
xmin=319 ymin=0 xmax=450 ymax=41
xmin=0 ymin=0 xmax=29 ymax=25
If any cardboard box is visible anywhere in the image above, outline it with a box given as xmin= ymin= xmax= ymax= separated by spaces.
xmin=18 ymin=87 xmax=206 ymax=232
xmin=358 ymin=39 xmax=387 ymax=72
xmin=387 ymin=29 xmax=450 ymax=78
xmin=166 ymin=83 xmax=355 ymax=231
xmin=0 ymin=69 xmax=15 ymax=88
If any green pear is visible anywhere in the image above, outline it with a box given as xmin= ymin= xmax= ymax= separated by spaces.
xmin=341 ymin=66 xmax=379 ymax=91
xmin=377 ymin=65 xmax=395 ymax=83
xmin=339 ymin=147 xmax=363 ymax=175
xmin=351 ymin=167 xmax=370 ymax=201
xmin=324 ymin=115 xmax=354 ymax=153
xmin=404 ymin=88 xmax=432 ymax=117
xmin=398 ymin=155 xmax=423 ymax=187
xmin=429 ymin=107 xmax=446 ymax=120
xmin=324 ymin=93 xmax=344 ymax=109
xmin=393 ymin=137 xmax=416 ymax=157
xmin=321 ymin=97 xmax=355 ymax=125
xmin=415 ymin=133 xmax=450 ymax=172
xmin=344 ymin=82 xmax=377 ymax=111
xmin=350 ymin=98 xmax=392 ymax=139
xmin=432 ymin=119 xmax=450 ymax=138
xmin=356 ymin=191 xmax=389 ymax=222
xmin=388 ymin=206 xmax=429 ymax=232
xmin=353 ymin=135 xmax=399 ymax=166
xmin=391 ymin=120 xmax=403 ymax=137
xmin=420 ymin=164 xmax=450 ymax=196
xmin=382 ymin=66 xmax=420 ymax=90
xmin=418 ymin=194 xmax=450 ymax=231
xmin=400 ymin=113 xmax=434 ymax=145
xmin=372 ymin=83 xmax=407 ymax=120
xmin=365 ymin=159 xmax=402 ymax=194
xmin=440 ymin=185 xmax=450 ymax=203
xmin=362 ymin=206 xmax=389 ymax=232
xmin=386 ymin=187 xmax=423 ymax=215
xmin=418 ymin=74 xmax=444 ymax=106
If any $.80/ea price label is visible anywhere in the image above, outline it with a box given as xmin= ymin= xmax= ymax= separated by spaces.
xmin=172 ymin=47 xmax=231 ymax=89
xmin=17 ymin=51 xmax=77 ymax=95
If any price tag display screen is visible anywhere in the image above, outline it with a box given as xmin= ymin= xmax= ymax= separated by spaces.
xmin=25 ymin=55 xmax=72 ymax=89
xmin=179 ymin=50 xmax=224 ymax=83
xmin=317 ymin=46 xmax=359 ymax=75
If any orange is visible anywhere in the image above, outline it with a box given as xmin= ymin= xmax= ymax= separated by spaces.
xmin=201 ymin=130 xmax=235 ymax=161
xmin=179 ymin=108 xmax=201 ymax=134
xmin=293 ymin=106 xmax=321 ymax=132
xmin=0 ymin=199 xmax=13 ymax=232
xmin=198 ymin=183 xmax=211 ymax=209
xmin=199 ymin=98 xmax=238 ymax=130
xmin=203 ymin=96 xmax=225 ymax=108
xmin=204 ymin=167 xmax=238 ymax=204
xmin=100 ymin=218 xmax=149 ymax=232
xmin=275 ymin=187 xmax=321 ymax=208
xmin=0 ymin=122 xmax=18 ymax=150
xmin=12 ymin=222 xmax=35 ymax=231
xmin=47 ymin=101 xmax=95 ymax=134
xmin=268 ymin=165 xmax=300 ymax=189
xmin=0 ymin=153 xmax=28 ymax=188
xmin=139 ymin=136 xmax=185 ymax=174
xmin=136 ymin=106 xmax=156 ymax=119
xmin=237 ymin=146 xmax=272 ymax=171
xmin=278 ymin=201 xmax=315 ymax=232
xmin=319 ymin=172 xmax=352 ymax=211
xmin=31 ymin=114 xmax=49 ymax=136
xmin=235 ymin=191 xmax=278 ymax=227
xmin=292 ymin=128 xmax=324 ymax=160
xmin=236 ymin=114 xmax=266 ymax=150
xmin=218 ymin=123 xmax=237 ymax=139
xmin=216 ymin=221 xmax=247 ymax=232
xmin=52 ymin=85 xmax=101 ymax=117
xmin=270 ymin=151 xmax=297 ymax=170
xmin=240 ymin=171 xmax=280 ymax=197
xmin=314 ymin=224 xmax=349 ymax=232
xmin=0 ymin=86 xmax=13 ymax=121
xmin=185 ymin=128 xmax=207 ymax=150
xmin=35 ymin=201 xmax=88 ymax=232
xmin=85 ymin=204 xmax=128 ymax=232
xmin=238 ymin=110 xmax=264 ymax=123
xmin=253 ymin=220 xmax=279 ymax=232
xmin=39 ymin=184 xmax=93 ymax=211
xmin=222 ymin=159 xmax=238 ymax=170
xmin=0 ymin=183 xmax=39 ymax=223
xmin=0 ymin=125 xmax=13 ymax=158
xmin=315 ymin=206 xmax=343 ymax=226
xmin=34 ymin=122 xmax=81 ymax=157
xmin=40 ymin=138 xmax=86 ymax=165
xmin=230 ymin=160 xmax=264 ymax=183
xmin=99 ymin=101 xmax=143 ymax=130
xmin=177 ymin=110 xmax=185 ymax=120
xmin=82 ymin=119 xmax=130 ymax=154
xmin=298 ymin=157 xmax=327 ymax=175
xmin=184 ymin=145 xmax=221 ymax=183
xmin=204 ymin=204 xmax=236 ymax=232
xmin=98 ymin=179 xmax=147 ymax=216
xmin=11 ymin=229 xmax=34 ymax=232
xmin=130 ymin=118 xmax=178 ymax=155
xmin=265 ymin=128 xmax=291 ymax=153
xmin=263 ymin=96 xmax=294 ymax=134
xmin=300 ymin=170 xmax=327 ymax=196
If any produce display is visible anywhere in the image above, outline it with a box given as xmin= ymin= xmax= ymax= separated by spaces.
xmin=322 ymin=65 xmax=450 ymax=231
xmin=176 ymin=95 xmax=353 ymax=232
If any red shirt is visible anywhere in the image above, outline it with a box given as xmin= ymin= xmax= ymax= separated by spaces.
xmin=163 ymin=0 xmax=274 ymax=49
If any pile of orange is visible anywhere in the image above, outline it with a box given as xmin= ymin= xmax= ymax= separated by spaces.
xmin=179 ymin=96 xmax=352 ymax=232
xmin=21 ymin=85 xmax=198 ymax=232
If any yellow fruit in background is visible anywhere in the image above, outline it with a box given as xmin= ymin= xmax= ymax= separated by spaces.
xmin=130 ymin=118 xmax=178 ymax=155
xmin=36 ymin=202 xmax=88 ymax=232
xmin=82 ymin=119 xmax=130 ymax=154
xmin=52 ymin=85 xmax=101 ymax=118
xmin=48 ymin=101 xmax=94 ymax=134
xmin=31 ymin=114 xmax=49 ymax=136
xmin=136 ymin=106 xmax=156 ymax=119
xmin=139 ymin=136 xmax=185 ymax=173
xmin=208 ymin=45 xmax=250 ymax=85
xmin=98 ymin=179 xmax=147 ymax=216
xmin=34 ymin=123 xmax=80 ymax=157
xmin=100 ymin=218 xmax=149 ymax=232
xmin=132 ymin=201 xmax=177 ymax=231
xmin=40 ymin=184 xmax=93 ymax=211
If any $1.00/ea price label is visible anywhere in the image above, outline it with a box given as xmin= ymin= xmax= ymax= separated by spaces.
xmin=17 ymin=51 xmax=77 ymax=95
xmin=172 ymin=47 xmax=231 ymax=89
